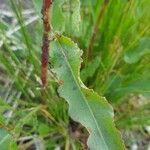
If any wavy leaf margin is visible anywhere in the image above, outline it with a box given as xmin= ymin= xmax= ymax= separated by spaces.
xmin=50 ymin=35 xmax=126 ymax=150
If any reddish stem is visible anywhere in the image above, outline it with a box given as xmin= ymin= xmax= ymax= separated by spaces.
xmin=41 ymin=0 xmax=52 ymax=87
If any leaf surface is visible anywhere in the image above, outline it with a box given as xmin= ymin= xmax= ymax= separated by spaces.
xmin=52 ymin=0 xmax=81 ymax=35
xmin=0 ymin=129 xmax=18 ymax=150
xmin=124 ymin=37 xmax=150 ymax=63
xmin=51 ymin=35 xmax=126 ymax=150
xmin=81 ymin=56 xmax=100 ymax=82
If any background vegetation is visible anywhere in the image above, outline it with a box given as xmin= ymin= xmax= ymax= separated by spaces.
xmin=0 ymin=0 xmax=150 ymax=149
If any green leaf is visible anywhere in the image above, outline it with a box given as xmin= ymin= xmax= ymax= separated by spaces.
xmin=124 ymin=37 xmax=150 ymax=63
xmin=32 ymin=0 xmax=42 ymax=15
xmin=51 ymin=35 xmax=125 ymax=150
xmin=0 ymin=99 xmax=11 ymax=114
xmin=81 ymin=56 xmax=100 ymax=82
xmin=0 ymin=129 xmax=18 ymax=150
xmin=52 ymin=0 xmax=66 ymax=32
xmin=104 ymin=72 xmax=150 ymax=103
xmin=38 ymin=123 xmax=50 ymax=136
xmin=52 ymin=0 xmax=81 ymax=35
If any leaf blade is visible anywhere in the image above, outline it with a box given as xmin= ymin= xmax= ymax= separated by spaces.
xmin=51 ymin=35 xmax=126 ymax=150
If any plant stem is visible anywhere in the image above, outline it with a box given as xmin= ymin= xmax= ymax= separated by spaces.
xmin=86 ymin=0 xmax=109 ymax=63
xmin=41 ymin=0 xmax=52 ymax=87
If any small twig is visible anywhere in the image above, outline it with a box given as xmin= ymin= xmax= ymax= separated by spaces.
xmin=41 ymin=0 xmax=52 ymax=87
xmin=86 ymin=0 xmax=109 ymax=63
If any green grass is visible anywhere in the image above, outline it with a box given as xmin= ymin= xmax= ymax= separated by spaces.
xmin=0 ymin=0 xmax=150 ymax=149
